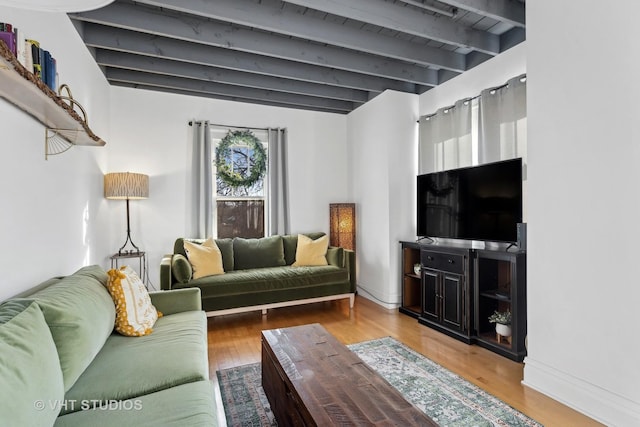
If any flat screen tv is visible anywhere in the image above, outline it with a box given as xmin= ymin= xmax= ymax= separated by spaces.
xmin=417 ymin=158 xmax=523 ymax=243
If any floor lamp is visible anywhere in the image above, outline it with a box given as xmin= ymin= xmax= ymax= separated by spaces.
xmin=329 ymin=203 xmax=356 ymax=252
xmin=104 ymin=172 xmax=149 ymax=255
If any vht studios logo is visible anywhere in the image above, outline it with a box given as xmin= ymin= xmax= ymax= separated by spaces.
xmin=34 ymin=399 xmax=143 ymax=412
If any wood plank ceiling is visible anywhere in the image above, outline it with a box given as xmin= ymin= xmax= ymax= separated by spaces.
xmin=69 ymin=0 xmax=526 ymax=114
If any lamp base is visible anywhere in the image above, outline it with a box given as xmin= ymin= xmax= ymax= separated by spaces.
xmin=117 ymin=198 xmax=142 ymax=255
xmin=117 ymin=234 xmax=141 ymax=256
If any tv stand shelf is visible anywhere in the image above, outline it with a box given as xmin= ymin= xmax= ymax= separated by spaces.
xmin=399 ymin=240 xmax=527 ymax=362
xmin=399 ymin=241 xmax=422 ymax=319
xmin=479 ymin=289 xmax=511 ymax=301
xmin=0 ymin=40 xmax=106 ymax=157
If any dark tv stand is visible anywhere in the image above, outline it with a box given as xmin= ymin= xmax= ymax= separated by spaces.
xmin=399 ymin=240 xmax=527 ymax=362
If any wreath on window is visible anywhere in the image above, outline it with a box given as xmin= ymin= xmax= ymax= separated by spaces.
xmin=215 ymin=130 xmax=267 ymax=188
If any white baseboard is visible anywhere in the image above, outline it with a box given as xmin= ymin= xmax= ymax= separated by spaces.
xmin=523 ymin=357 xmax=640 ymax=426
xmin=356 ymin=285 xmax=400 ymax=310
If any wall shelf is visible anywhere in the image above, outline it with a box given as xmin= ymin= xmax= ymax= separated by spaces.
xmin=0 ymin=40 xmax=105 ymax=158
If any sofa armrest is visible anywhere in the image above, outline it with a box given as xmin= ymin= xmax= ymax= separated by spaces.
xmin=160 ymin=254 xmax=174 ymax=290
xmin=344 ymin=249 xmax=356 ymax=293
xmin=149 ymin=288 xmax=202 ymax=315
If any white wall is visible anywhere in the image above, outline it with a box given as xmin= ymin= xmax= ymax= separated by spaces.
xmin=0 ymin=6 xmax=110 ymax=300
xmin=524 ymin=1 xmax=640 ymax=424
xmin=108 ymin=86 xmax=349 ymax=288
xmin=347 ymin=90 xmax=419 ymax=307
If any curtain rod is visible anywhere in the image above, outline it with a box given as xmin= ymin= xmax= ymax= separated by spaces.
xmin=418 ymin=73 xmax=526 ymax=122
xmin=188 ymin=121 xmax=274 ymax=132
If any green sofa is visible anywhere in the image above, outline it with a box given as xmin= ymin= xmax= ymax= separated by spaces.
xmin=160 ymin=233 xmax=356 ymax=316
xmin=0 ymin=265 xmax=217 ymax=427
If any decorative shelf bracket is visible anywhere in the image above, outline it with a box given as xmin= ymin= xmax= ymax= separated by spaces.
xmin=45 ymin=128 xmax=74 ymax=159
xmin=44 ymin=84 xmax=91 ymax=160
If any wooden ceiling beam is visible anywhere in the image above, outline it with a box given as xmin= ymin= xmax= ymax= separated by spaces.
xmin=438 ymin=0 xmax=526 ymax=28
xmin=282 ymin=0 xmax=500 ymax=54
xmin=134 ymin=0 xmax=466 ymax=72
xmin=110 ymin=81 xmax=351 ymax=114
xmin=105 ymin=68 xmax=357 ymax=113
xmin=80 ymin=24 xmax=416 ymax=94
xmin=71 ymin=2 xmax=439 ymax=86
xmin=95 ymin=49 xmax=370 ymax=103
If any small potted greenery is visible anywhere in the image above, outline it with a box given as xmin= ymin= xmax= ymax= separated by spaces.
xmin=488 ymin=310 xmax=512 ymax=337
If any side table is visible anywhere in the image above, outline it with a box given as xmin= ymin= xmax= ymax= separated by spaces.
xmin=110 ymin=251 xmax=146 ymax=287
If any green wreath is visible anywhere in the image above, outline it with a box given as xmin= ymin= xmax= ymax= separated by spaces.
xmin=215 ymin=130 xmax=267 ymax=187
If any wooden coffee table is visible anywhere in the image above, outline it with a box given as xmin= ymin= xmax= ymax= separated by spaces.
xmin=261 ymin=323 xmax=437 ymax=426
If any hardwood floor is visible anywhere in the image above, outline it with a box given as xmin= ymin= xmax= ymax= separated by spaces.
xmin=207 ymin=296 xmax=602 ymax=427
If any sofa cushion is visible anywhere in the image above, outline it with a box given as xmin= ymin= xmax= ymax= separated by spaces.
xmin=182 ymin=265 xmax=349 ymax=298
xmin=214 ymin=238 xmax=234 ymax=271
xmin=62 ymin=311 xmax=209 ymax=414
xmin=0 ymin=300 xmax=65 ymax=427
xmin=283 ymin=232 xmax=326 ymax=265
xmin=54 ymin=380 xmax=217 ymax=427
xmin=28 ymin=265 xmax=116 ymax=391
xmin=184 ymin=238 xmax=225 ymax=279
xmin=172 ymin=254 xmax=193 ymax=283
xmin=292 ymin=234 xmax=329 ymax=266
xmin=233 ymin=235 xmax=285 ymax=270
xmin=107 ymin=266 xmax=162 ymax=337
xmin=176 ymin=238 xmax=234 ymax=272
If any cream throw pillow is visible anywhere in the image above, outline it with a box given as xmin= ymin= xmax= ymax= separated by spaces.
xmin=106 ymin=266 xmax=161 ymax=337
xmin=292 ymin=234 xmax=329 ymax=266
xmin=184 ymin=238 xmax=225 ymax=279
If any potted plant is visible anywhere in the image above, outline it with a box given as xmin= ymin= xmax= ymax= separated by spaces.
xmin=488 ymin=310 xmax=512 ymax=337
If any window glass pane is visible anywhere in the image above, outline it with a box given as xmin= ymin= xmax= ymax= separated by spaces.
xmin=215 ymin=143 xmax=266 ymax=197
xmin=217 ymin=200 xmax=264 ymax=239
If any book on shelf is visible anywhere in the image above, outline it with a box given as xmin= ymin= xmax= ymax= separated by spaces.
xmin=24 ymin=39 xmax=33 ymax=72
xmin=15 ymin=27 xmax=26 ymax=67
xmin=28 ymin=39 xmax=41 ymax=79
xmin=39 ymin=47 xmax=46 ymax=86
xmin=43 ymin=50 xmax=57 ymax=90
xmin=0 ymin=30 xmax=16 ymax=56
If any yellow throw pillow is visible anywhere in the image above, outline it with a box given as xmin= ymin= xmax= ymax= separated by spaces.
xmin=106 ymin=266 xmax=162 ymax=337
xmin=184 ymin=238 xmax=225 ymax=279
xmin=292 ymin=234 xmax=329 ymax=266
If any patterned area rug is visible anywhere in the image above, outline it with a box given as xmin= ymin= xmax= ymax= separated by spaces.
xmin=216 ymin=337 xmax=542 ymax=426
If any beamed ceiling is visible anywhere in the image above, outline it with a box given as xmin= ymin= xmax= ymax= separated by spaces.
xmin=69 ymin=0 xmax=526 ymax=114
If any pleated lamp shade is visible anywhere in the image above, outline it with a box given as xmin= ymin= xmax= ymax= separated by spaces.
xmin=104 ymin=172 xmax=149 ymax=200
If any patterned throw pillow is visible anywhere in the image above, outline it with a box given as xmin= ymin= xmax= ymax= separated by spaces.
xmin=106 ymin=266 xmax=162 ymax=337
xmin=184 ymin=238 xmax=225 ymax=279
xmin=292 ymin=234 xmax=329 ymax=266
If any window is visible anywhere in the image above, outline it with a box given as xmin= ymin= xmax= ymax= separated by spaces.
xmin=211 ymin=127 xmax=269 ymax=239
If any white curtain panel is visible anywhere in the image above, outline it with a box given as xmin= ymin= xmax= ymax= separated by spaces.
xmin=189 ymin=120 xmax=213 ymax=239
xmin=268 ymin=128 xmax=290 ymax=235
xmin=478 ymin=74 xmax=527 ymax=164
xmin=418 ymin=98 xmax=473 ymax=174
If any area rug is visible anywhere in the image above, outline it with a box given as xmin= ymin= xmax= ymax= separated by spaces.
xmin=216 ymin=336 xmax=542 ymax=426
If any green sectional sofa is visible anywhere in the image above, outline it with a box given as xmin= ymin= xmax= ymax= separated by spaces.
xmin=160 ymin=233 xmax=356 ymax=316
xmin=0 ymin=265 xmax=217 ymax=427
